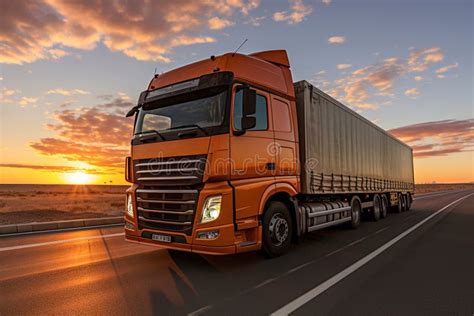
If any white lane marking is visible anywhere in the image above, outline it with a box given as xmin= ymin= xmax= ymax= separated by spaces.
xmin=271 ymin=193 xmax=473 ymax=316
xmin=0 ymin=233 xmax=125 ymax=252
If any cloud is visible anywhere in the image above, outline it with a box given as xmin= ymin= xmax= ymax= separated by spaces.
xmin=337 ymin=63 xmax=352 ymax=70
xmin=404 ymin=88 xmax=420 ymax=97
xmin=0 ymin=163 xmax=112 ymax=174
xmin=435 ymin=62 xmax=459 ymax=74
xmin=326 ymin=47 xmax=445 ymax=110
xmin=30 ymin=97 xmax=134 ymax=169
xmin=322 ymin=0 xmax=332 ymax=5
xmin=47 ymin=88 xmax=90 ymax=96
xmin=273 ymin=0 xmax=313 ymax=24
xmin=389 ymin=119 xmax=474 ymax=158
xmin=19 ymin=97 xmax=38 ymax=106
xmin=0 ymin=0 xmax=259 ymax=65
xmin=48 ymin=48 xmax=69 ymax=60
xmin=208 ymin=17 xmax=235 ymax=30
xmin=244 ymin=15 xmax=266 ymax=27
xmin=328 ymin=36 xmax=345 ymax=44
xmin=414 ymin=76 xmax=424 ymax=81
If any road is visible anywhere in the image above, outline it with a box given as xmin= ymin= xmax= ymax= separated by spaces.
xmin=0 ymin=190 xmax=473 ymax=315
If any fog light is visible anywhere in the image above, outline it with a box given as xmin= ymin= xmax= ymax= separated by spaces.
xmin=197 ymin=230 xmax=220 ymax=239
xmin=125 ymin=222 xmax=135 ymax=230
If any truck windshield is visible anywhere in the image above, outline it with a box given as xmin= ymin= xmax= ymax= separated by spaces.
xmin=134 ymin=91 xmax=227 ymax=136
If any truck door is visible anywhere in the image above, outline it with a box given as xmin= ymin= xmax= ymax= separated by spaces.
xmin=230 ymin=85 xmax=276 ymax=221
xmin=271 ymin=96 xmax=297 ymax=177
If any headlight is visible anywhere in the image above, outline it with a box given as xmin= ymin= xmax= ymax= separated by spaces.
xmin=200 ymin=195 xmax=222 ymax=223
xmin=126 ymin=194 xmax=134 ymax=218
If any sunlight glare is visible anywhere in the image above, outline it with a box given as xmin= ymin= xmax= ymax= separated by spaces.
xmin=65 ymin=171 xmax=92 ymax=184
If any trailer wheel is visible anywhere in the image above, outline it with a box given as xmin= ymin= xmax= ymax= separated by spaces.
xmin=348 ymin=196 xmax=361 ymax=228
xmin=262 ymin=201 xmax=292 ymax=258
xmin=371 ymin=194 xmax=381 ymax=221
xmin=394 ymin=193 xmax=403 ymax=213
xmin=406 ymin=193 xmax=412 ymax=211
xmin=401 ymin=194 xmax=409 ymax=212
xmin=380 ymin=195 xmax=388 ymax=219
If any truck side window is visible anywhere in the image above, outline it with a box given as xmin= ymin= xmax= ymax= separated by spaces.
xmin=234 ymin=90 xmax=268 ymax=131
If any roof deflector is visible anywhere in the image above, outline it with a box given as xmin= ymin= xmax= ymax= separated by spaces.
xmin=249 ymin=50 xmax=290 ymax=67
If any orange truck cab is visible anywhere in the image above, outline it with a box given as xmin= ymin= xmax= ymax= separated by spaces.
xmin=124 ymin=50 xmax=414 ymax=257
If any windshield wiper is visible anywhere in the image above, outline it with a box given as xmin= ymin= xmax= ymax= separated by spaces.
xmin=166 ymin=124 xmax=209 ymax=136
xmin=136 ymin=130 xmax=165 ymax=141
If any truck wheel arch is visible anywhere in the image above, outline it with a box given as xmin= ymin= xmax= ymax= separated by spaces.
xmin=259 ymin=183 xmax=298 ymax=242
xmin=258 ymin=183 xmax=298 ymax=216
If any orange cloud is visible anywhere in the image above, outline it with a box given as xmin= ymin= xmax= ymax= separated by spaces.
xmin=208 ymin=17 xmax=235 ymax=30
xmin=273 ymin=0 xmax=313 ymax=24
xmin=0 ymin=0 xmax=259 ymax=64
xmin=30 ymin=97 xmax=134 ymax=169
xmin=337 ymin=63 xmax=352 ymax=70
xmin=389 ymin=119 xmax=474 ymax=158
xmin=328 ymin=36 xmax=346 ymax=44
xmin=327 ymin=47 xmax=445 ymax=110
xmin=404 ymin=88 xmax=420 ymax=97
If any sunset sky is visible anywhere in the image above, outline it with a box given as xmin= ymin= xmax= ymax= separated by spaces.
xmin=0 ymin=0 xmax=472 ymax=185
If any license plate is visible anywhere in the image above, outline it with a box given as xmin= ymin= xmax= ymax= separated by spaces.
xmin=152 ymin=234 xmax=172 ymax=243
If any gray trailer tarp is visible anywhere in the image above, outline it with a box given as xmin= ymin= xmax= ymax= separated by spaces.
xmin=294 ymin=80 xmax=414 ymax=194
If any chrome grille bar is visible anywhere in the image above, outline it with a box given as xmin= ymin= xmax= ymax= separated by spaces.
xmin=135 ymin=159 xmax=203 ymax=167
xmin=137 ymin=176 xmax=198 ymax=181
xmin=138 ymin=216 xmax=192 ymax=226
xmin=137 ymin=197 xmax=195 ymax=204
xmin=136 ymin=189 xmax=198 ymax=194
xmin=136 ymin=168 xmax=199 ymax=174
xmin=138 ymin=207 xmax=193 ymax=215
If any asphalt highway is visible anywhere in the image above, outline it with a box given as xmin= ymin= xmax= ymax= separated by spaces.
xmin=0 ymin=189 xmax=472 ymax=315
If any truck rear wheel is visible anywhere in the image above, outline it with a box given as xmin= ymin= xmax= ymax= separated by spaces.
xmin=401 ymin=194 xmax=409 ymax=212
xmin=380 ymin=195 xmax=388 ymax=218
xmin=371 ymin=194 xmax=381 ymax=221
xmin=406 ymin=193 xmax=412 ymax=211
xmin=349 ymin=196 xmax=361 ymax=228
xmin=262 ymin=201 xmax=292 ymax=258
xmin=394 ymin=193 xmax=403 ymax=213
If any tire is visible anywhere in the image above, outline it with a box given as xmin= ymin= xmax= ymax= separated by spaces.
xmin=262 ymin=201 xmax=293 ymax=258
xmin=394 ymin=193 xmax=403 ymax=213
xmin=380 ymin=195 xmax=388 ymax=219
xmin=349 ymin=196 xmax=361 ymax=228
xmin=401 ymin=194 xmax=409 ymax=212
xmin=371 ymin=194 xmax=381 ymax=221
xmin=406 ymin=193 xmax=412 ymax=211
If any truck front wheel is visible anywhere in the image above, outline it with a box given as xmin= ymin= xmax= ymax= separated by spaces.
xmin=262 ymin=201 xmax=293 ymax=258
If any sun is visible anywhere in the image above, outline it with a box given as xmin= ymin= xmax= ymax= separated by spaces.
xmin=65 ymin=171 xmax=92 ymax=184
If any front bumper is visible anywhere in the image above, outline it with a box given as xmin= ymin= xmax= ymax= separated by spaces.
xmin=124 ymin=182 xmax=261 ymax=255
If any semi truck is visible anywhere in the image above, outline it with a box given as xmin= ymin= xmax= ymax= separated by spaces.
xmin=124 ymin=50 xmax=414 ymax=257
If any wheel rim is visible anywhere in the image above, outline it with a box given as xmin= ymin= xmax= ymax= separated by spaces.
xmin=269 ymin=213 xmax=289 ymax=247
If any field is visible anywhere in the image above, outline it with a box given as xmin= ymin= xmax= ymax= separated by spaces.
xmin=0 ymin=184 xmax=128 ymax=225
xmin=0 ymin=183 xmax=472 ymax=225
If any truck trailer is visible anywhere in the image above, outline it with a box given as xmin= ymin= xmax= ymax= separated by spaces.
xmin=124 ymin=50 xmax=414 ymax=257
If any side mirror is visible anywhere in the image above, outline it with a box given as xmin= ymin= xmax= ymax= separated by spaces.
xmin=239 ymin=86 xmax=257 ymax=132
xmin=125 ymin=156 xmax=132 ymax=182
xmin=242 ymin=86 xmax=256 ymax=117
xmin=241 ymin=116 xmax=256 ymax=130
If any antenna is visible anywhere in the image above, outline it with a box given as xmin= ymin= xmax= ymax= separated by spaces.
xmin=232 ymin=39 xmax=248 ymax=56
xmin=153 ymin=67 xmax=159 ymax=78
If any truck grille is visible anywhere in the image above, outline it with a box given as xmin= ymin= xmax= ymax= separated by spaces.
xmin=134 ymin=155 xmax=206 ymax=235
